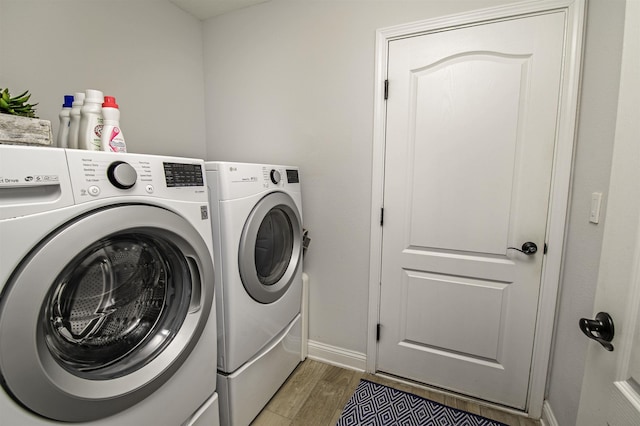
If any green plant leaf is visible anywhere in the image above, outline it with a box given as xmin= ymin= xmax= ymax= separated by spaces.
xmin=0 ymin=88 xmax=38 ymax=117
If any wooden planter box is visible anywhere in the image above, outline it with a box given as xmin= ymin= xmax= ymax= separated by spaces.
xmin=0 ymin=113 xmax=53 ymax=146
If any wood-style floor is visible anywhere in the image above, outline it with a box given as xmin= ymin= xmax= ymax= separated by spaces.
xmin=251 ymin=359 xmax=540 ymax=426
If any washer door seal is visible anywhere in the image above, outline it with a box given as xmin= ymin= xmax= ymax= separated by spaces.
xmin=238 ymin=192 xmax=302 ymax=304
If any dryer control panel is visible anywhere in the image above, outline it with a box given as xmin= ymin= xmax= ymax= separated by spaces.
xmin=209 ymin=161 xmax=301 ymax=200
xmin=262 ymin=167 xmax=299 ymax=187
xmin=66 ymin=149 xmax=207 ymax=203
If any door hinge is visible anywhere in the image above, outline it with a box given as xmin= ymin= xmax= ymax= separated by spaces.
xmin=384 ymin=79 xmax=389 ymax=100
xmin=544 ymin=243 xmax=548 ymax=254
xmin=377 ymin=323 xmax=381 ymax=341
xmin=380 ymin=207 xmax=384 ymax=226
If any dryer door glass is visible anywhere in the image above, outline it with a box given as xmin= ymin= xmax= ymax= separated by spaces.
xmin=255 ymin=208 xmax=293 ymax=286
xmin=42 ymin=233 xmax=192 ymax=380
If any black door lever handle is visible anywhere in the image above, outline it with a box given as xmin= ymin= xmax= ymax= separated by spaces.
xmin=579 ymin=312 xmax=614 ymax=351
xmin=507 ymin=242 xmax=537 ymax=255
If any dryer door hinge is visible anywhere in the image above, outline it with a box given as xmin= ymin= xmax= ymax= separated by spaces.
xmin=384 ymin=80 xmax=389 ymax=100
xmin=380 ymin=207 xmax=384 ymax=226
xmin=376 ymin=323 xmax=381 ymax=341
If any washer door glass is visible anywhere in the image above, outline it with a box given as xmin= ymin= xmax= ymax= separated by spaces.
xmin=43 ymin=233 xmax=191 ymax=380
xmin=239 ymin=192 xmax=302 ymax=304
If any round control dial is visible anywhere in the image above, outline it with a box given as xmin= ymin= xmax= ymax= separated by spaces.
xmin=270 ymin=169 xmax=281 ymax=185
xmin=107 ymin=161 xmax=137 ymax=189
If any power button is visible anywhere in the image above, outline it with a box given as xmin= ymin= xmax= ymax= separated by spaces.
xmin=88 ymin=186 xmax=100 ymax=196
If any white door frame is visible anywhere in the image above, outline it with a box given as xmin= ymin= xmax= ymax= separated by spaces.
xmin=367 ymin=0 xmax=585 ymax=417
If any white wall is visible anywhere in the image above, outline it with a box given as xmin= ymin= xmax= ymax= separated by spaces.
xmin=202 ymin=0 xmax=509 ymax=355
xmin=0 ymin=0 xmax=206 ymax=158
xmin=546 ymin=1 xmax=625 ymax=424
xmin=0 ymin=1 xmax=4 ymax=79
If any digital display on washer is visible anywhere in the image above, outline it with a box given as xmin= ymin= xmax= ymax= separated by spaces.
xmin=286 ymin=169 xmax=299 ymax=183
xmin=163 ymin=162 xmax=204 ymax=187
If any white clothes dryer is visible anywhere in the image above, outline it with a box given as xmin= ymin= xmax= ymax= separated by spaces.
xmin=0 ymin=145 xmax=219 ymax=426
xmin=206 ymin=162 xmax=303 ymax=426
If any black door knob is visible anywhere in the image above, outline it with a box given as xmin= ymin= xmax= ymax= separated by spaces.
xmin=507 ymin=242 xmax=538 ymax=255
xmin=579 ymin=312 xmax=614 ymax=351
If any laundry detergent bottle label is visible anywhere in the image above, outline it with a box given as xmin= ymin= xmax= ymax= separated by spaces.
xmin=103 ymin=125 xmax=126 ymax=152
xmin=89 ymin=117 xmax=103 ymax=150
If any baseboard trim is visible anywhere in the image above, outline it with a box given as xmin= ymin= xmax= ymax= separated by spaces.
xmin=541 ymin=400 xmax=559 ymax=426
xmin=307 ymin=340 xmax=366 ymax=372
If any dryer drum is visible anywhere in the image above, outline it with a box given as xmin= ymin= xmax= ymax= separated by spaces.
xmin=42 ymin=233 xmax=192 ymax=380
xmin=255 ymin=207 xmax=293 ymax=286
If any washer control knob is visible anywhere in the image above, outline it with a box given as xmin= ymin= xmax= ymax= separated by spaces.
xmin=107 ymin=161 xmax=137 ymax=189
xmin=270 ymin=169 xmax=281 ymax=185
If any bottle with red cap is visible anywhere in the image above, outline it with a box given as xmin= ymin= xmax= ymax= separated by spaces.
xmin=101 ymin=96 xmax=127 ymax=152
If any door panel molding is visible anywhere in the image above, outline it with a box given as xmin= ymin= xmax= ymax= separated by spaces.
xmin=406 ymin=53 xmax=528 ymax=255
xmin=400 ymin=270 xmax=509 ymax=362
xmin=367 ymin=0 xmax=585 ymax=417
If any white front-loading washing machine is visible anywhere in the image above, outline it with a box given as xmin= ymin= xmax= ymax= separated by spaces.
xmin=206 ymin=162 xmax=304 ymax=426
xmin=0 ymin=145 xmax=219 ymax=426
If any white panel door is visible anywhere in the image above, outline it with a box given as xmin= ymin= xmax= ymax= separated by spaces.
xmin=378 ymin=12 xmax=566 ymax=409
xmin=576 ymin=1 xmax=640 ymax=424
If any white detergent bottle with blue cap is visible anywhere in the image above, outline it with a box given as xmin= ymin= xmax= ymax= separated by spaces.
xmin=67 ymin=92 xmax=85 ymax=149
xmin=56 ymin=95 xmax=73 ymax=148
xmin=101 ymin=96 xmax=127 ymax=152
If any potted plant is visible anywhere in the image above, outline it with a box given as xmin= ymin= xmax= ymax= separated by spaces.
xmin=0 ymin=88 xmax=39 ymax=118
xmin=0 ymin=87 xmax=52 ymax=146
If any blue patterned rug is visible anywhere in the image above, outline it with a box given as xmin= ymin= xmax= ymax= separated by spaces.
xmin=336 ymin=379 xmax=507 ymax=426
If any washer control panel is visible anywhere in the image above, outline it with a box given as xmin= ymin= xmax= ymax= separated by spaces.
xmin=66 ymin=150 xmax=207 ymax=203
xmin=163 ymin=162 xmax=205 ymax=187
